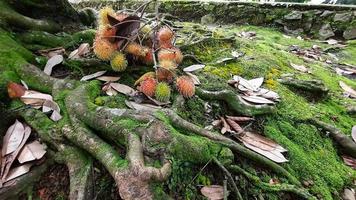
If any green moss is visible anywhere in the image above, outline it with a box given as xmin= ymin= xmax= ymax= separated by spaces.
xmin=178 ymin=22 xmax=356 ymax=199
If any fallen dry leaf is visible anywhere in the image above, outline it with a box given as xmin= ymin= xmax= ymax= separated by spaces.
xmin=17 ymin=141 xmax=46 ymax=164
xmin=243 ymin=142 xmax=288 ymax=163
xmin=241 ymin=96 xmax=275 ymax=105
xmin=80 ymin=71 xmax=107 ymax=81
xmin=20 ymin=80 xmax=29 ymax=90
xmin=125 ymin=100 xmax=161 ymax=112
xmin=68 ymin=43 xmax=90 ymax=59
xmin=201 ymin=185 xmax=224 ymax=200
xmin=96 ymin=76 xmax=120 ymax=82
xmin=42 ymin=100 xmax=62 ymax=122
xmin=43 ymin=55 xmax=63 ymax=75
xmin=220 ymin=117 xmax=231 ymax=134
xmin=290 ymin=63 xmax=310 ymax=73
xmin=339 ymin=81 xmax=356 ymax=98
xmin=226 ymin=116 xmax=254 ymax=122
xmin=226 ymin=118 xmax=243 ymax=133
xmin=342 ymin=155 xmax=356 ymax=169
xmin=2 ymin=120 xmax=25 ymax=156
xmin=38 ymin=47 xmax=65 ymax=58
xmin=110 ymin=83 xmax=136 ymax=96
xmin=183 ymin=64 xmax=205 ymax=72
xmin=4 ymin=163 xmax=33 ymax=183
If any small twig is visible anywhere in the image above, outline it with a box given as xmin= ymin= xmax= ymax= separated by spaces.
xmin=189 ymin=158 xmax=212 ymax=185
xmin=213 ymin=157 xmax=243 ymax=200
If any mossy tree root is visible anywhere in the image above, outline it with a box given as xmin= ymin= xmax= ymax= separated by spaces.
xmin=309 ymin=119 xmax=356 ymax=158
xmin=229 ymin=165 xmax=316 ymax=200
xmin=196 ymin=88 xmax=276 ymax=116
xmin=279 ymin=78 xmax=329 ymax=95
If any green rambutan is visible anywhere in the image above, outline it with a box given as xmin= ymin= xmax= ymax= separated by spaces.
xmin=155 ymin=82 xmax=171 ymax=102
xmin=110 ymin=52 xmax=128 ymax=72
xmin=176 ymin=76 xmax=195 ymax=98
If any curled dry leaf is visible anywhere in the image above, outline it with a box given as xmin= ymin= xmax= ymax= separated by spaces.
xmin=68 ymin=43 xmax=90 ymax=59
xmin=220 ymin=117 xmax=231 ymax=134
xmin=17 ymin=141 xmax=46 ymax=164
xmin=43 ymin=55 xmax=63 ymax=75
xmin=201 ymin=185 xmax=224 ymax=200
xmin=183 ymin=64 xmax=205 ymax=72
xmin=243 ymin=142 xmax=288 ymax=163
xmin=226 ymin=118 xmax=243 ymax=133
xmin=80 ymin=70 xmax=107 ymax=81
xmin=42 ymin=100 xmax=62 ymax=121
xmin=241 ymin=95 xmax=275 ymax=105
xmin=339 ymin=81 xmax=356 ymax=98
xmin=226 ymin=116 xmax=254 ymax=122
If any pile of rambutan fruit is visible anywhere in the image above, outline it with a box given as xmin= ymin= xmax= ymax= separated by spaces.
xmin=93 ymin=7 xmax=195 ymax=103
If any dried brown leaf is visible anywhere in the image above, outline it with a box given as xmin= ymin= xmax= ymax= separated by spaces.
xmin=352 ymin=125 xmax=356 ymax=144
xmin=241 ymin=95 xmax=275 ymax=105
xmin=220 ymin=117 xmax=231 ymax=134
xmin=68 ymin=43 xmax=90 ymax=59
xmin=290 ymin=63 xmax=309 ymax=73
xmin=110 ymin=83 xmax=136 ymax=96
xmin=226 ymin=116 xmax=254 ymax=122
xmin=185 ymin=72 xmax=201 ymax=85
xmin=4 ymin=163 xmax=33 ymax=183
xmin=96 ymin=76 xmax=120 ymax=82
xmin=226 ymin=118 xmax=243 ymax=133
xmin=38 ymin=47 xmax=65 ymax=58
xmin=239 ymin=132 xmax=287 ymax=152
xmin=183 ymin=64 xmax=205 ymax=72
xmin=125 ymin=100 xmax=160 ymax=112
xmin=2 ymin=120 xmax=25 ymax=156
xmin=342 ymin=155 xmax=356 ymax=169
xmin=17 ymin=141 xmax=46 ymax=164
xmin=201 ymin=185 xmax=224 ymax=200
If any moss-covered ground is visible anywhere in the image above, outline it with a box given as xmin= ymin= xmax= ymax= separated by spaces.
xmin=1 ymin=17 xmax=356 ymax=199
xmin=175 ymin=22 xmax=356 ymax=199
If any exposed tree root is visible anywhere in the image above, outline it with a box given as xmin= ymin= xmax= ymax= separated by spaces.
xmin=229 ymin=165 xmax=316 ymax=200
xmin=279 ymin=78 xmax=329 ymax=95
xmin=196 ymin=88 xmax=276 ymax=116
xmin=309 ymin=119 xmax=356 ymax=158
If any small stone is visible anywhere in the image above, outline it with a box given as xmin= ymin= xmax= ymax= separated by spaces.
xmin=342 ymin=188 xmax=355 ymax=200
xmin=284 ymin=11 xmax=303 ymax=20
xmin=284 ymin=26 xmax=304 ymax=35
xmin=343 ymin=27 xmax=356 ymax=40
xmin=334 ymin=13 xmax=352 ymax=22
xmin=320 ymin=10 xmax=334 ymax=18
xmin=318 ymin=23 xmax=335 ymax=40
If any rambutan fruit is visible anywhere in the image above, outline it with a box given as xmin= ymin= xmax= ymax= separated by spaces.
xmin=93 ymin=37 xmax=117 ymax=61
xmin=110 ymin=52 xmax=128 ymax=72
xmin=159 ymin=59 xmax=177 ymax=70
xmin=138 ymin=77 xmax=157 ymax=97
xmin=134 ymin=71 xmax=156 ymax=86
xmin=157 ymin=27 xmax=174 ymax=43
xmin=156 ymin=68 xmax=174 ymax=82
xmin=124 ymin=42 xmax=147 ymax=57
xmin=141 ymin=49 xmax=154 ymax=65
xmin=98 ymin=7 xmax=115 ymax=26
xmin=158 ymin=40 xmax=173 ymax=49
xmin=7 ymin=82 xmax=26 ymax=99
xmin=98 ymin=25 xmax=117 ymax=40
xmin=157 ymin=48 xmax=183 ymax=64
xmin=176 ymin=76 xmax=195 ymax=98
xmin=155 ymin=82 xmax=171 ymax=102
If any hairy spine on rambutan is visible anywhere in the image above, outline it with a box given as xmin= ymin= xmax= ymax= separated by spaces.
xmin=157 ymin=27 xmax=174 ymax=43
xmin=157 ymin=48 xmax=183 ymax=64
xmin=138 ymin=77 xmax=157 ymax=97
xmin=176 ymin=76 xmax=195 ymax=98
xmin=156 ymin=68 xmax=174 ymax=83
xmin=110 ymin=52 xmax=128 ymax=72
xmin=98 ymin=7 xmax=115 ymax=26
xmin=124 ymin=42 xmax=147 ymax=57
xmin=134 ymin=72 xmax=156 ymax=86
xmin=140 ymin=49 xmax=153 ymax=65
xmin=93 ymin=36 xmax=116 ymax=61
xmin=155 ymin=82 xmax=171 ymax=102
xmin=159 ymin=59 xmax=177 ymax=70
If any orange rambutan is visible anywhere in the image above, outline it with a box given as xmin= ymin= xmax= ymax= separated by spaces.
xmin=159 ymin=59 xmax=177 ymax=70
xmin=157 ymin=27 xmax=174 ymax=43
xmin=157 ymin=48 xmax=183 ymax=64
xmin=158 ymin=40 xmax=173 ymax=49
xmin=156 ymin=68 xmax=174 ymax=82
xmin=138 ymin=77 xmax=157 ymax=97
xmin=93 ymin=36 xmax=117 ymax=61
xmin=176 ymin=76 xmax=195 ymax=98
xmin=141 ymin=49 xmax=154 ymax=65
xmin=98 ymin=25 xmax=117 ymax=40
xmin=124 ymin=42 xmax=147 ymax=57
xmin=7 ymin=82 xmax=26 ymax=99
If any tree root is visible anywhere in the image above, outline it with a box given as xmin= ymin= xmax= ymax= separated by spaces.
xmin=309 ymin=119 xmax=356 ymax=158
xmin=229 ymin=165 xmax=316 ymax=200
xmin=196 ymin=88 xmax=276 ymax=116
xmin=279 ymin=78 xmax=329 ymax=95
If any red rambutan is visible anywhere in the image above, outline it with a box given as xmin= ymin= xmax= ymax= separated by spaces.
xmin=176 ymin=76 xmax=195 ymax=98
xmin=157 ymin=27 xmax=174 ymax=43
xmin=156 ymin=68 xmax=174 ymax=83
xmin=124 ymin=42 xmax=147 ymax=57
xmin=138 ymin=77 xmax=157 ymax=97
xmin=157 ymin=48 xmax=183 ymax=64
